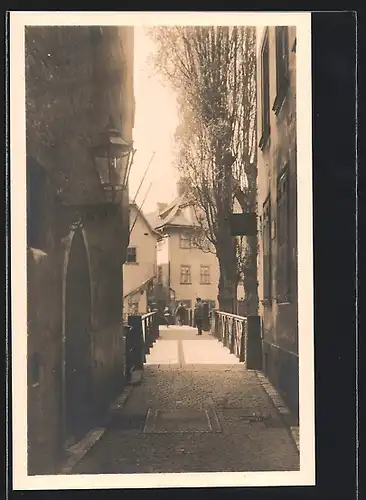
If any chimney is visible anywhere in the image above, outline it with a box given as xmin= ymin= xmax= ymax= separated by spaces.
xmin=177 ymin=179 xmax=187 ymax=197
xmin=157 ymin=202 xmax=168 ymax=214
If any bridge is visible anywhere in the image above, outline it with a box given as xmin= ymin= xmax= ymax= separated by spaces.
xmin=146 ymin=324 xmax=240 ymax=366
xmin=63 ymin=311 xmax=300 ymax=475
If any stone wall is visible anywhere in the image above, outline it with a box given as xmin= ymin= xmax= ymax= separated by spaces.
xmin=27 ymin=247 xmax=63 ymax=474
xmin=27 ymin=205 xmax=130 ymax=474
xmin=257 ymin=26 xmax=298 ymax=417
xmin=26 ymin=26 xmax=134 ymax=474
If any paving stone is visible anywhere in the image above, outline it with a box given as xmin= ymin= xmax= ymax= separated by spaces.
xmin=70 ymin=327 xmax=299 ymax=474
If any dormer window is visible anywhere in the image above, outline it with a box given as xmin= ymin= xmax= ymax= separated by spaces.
xmin=180 ymin=233 xmax=191 ymax=249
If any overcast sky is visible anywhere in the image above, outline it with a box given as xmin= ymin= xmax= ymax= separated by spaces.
xmin=131 ymin=27 xmax=180 ymax=213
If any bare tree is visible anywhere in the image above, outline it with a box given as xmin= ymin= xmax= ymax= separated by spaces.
xmin=149 ymin=26 xmax=258 ymax=314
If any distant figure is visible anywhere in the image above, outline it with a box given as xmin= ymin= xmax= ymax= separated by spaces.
xmin=163 ymin=306 xmax=172 ymax=327
xmin=194 ymin=297 xmax=204 ymax=335
xmin=175 ymin=302 xmax=186 ymax=326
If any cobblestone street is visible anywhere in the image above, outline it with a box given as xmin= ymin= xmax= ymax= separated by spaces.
xmin=70 ymin=327 xmax=299 ymax=474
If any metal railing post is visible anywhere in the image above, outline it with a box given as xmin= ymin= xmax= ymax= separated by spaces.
xmin=239 ymin=318 xmax=246 ymax=362
xmin=141 ymin=311 xmax=158 ymax=349
xmin=217 ymin=313 xmax=222 ymax=341
xmin=245 ymin=316 xmax=262 ymax=370
xmin=230 ymin=319 xmax=235 ymax=354
xmin=126 ymin=316 xmax=144 ymax=381
xmin=214 ymin=311 xmax=219 ymax=338
xmin=125 ymin=311 xmax=161 ymax=381
xmin=155 ymin=311 xmax=159 ymax=339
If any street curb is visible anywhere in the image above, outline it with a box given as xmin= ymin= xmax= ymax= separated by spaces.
xmin=59 ymin=371 xmax=143 ymax=474
xmin=255 ymin=371 xmax=300 ymax=453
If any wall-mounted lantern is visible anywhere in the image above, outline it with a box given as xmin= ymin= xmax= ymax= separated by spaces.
xmin=92 ymin=121 xmax=136 ymax=203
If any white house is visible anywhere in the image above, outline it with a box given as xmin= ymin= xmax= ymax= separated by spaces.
xmin=145 ymin=195 xmax=220 ymax=311
xmin=123 ymin=201 xmax=159 ymax=315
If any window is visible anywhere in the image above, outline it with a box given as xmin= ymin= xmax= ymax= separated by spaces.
xmin=273 ymin=26 xmax=290 ymax=114
xmin=180 ymin=265 xmax=191 ymax=284
xmin=191 ymin=233 xmax=210 ymax=251
xmin=200 ymin=265 xmax=211 ymax=284
xmin=262 ymin=195 xmax=272 ymax=302
xmin=129 ymin=301 xmax=139 ymax=314
xmin=259 ymin=30 xmax=270 ymax=150
xmin=180 ymin=233 xmax=191 ymax=249
xmin=276 ymin=165 xmax=291 ymax=302
xmin=190 ymin=235 xmax=198 ymax=248
xmin=126 ymin=247 xmax=137 ymax=263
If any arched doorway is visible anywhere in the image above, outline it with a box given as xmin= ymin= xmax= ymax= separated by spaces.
xmin=64 ymin=228 xmax=93 ymax=443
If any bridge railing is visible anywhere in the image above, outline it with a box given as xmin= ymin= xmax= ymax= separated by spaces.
xmin=211 ymin=310 xmax=262 ymax=369
xmin=141 ymin=311 xmax=159 ymax=350
xmin=211 ymin=310 xmax=247 ymax=362
xmin=125 ymin=311 xmax=159 ymax=381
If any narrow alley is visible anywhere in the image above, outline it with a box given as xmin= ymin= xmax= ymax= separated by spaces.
xmin=69 ymin=326 xmax=299 ymax=475
xmin=18 ymin=19 xmax=312 ymax=486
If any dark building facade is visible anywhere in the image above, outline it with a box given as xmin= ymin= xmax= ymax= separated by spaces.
xmin=257 ymin=27 xmax=298 ymax=417
xmin=25 ymin=26 xmax=135 ymax=474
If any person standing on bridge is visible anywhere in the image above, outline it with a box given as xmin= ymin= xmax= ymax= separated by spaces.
xmin=163 ymin=305 xmax=172 ymax=327
xmin=175 ymin=302 xmax=186 ymax=326
xmin=194 ymin=297 xmax=204 ymax=335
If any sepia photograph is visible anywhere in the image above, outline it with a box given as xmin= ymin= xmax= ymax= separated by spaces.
xmin=10 ymin=11 xmax=314 ymax=489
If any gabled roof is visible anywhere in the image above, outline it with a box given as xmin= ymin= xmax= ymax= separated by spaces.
xmin=129 ymin=201 xmax=160 ymax=236
xmin=153 ymin=194 xmax=199 ymax=230
xmin=144 ymin=211 xmax=162 ymax=230
xmin=158 ymin=195 xmax=184 ymax=219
